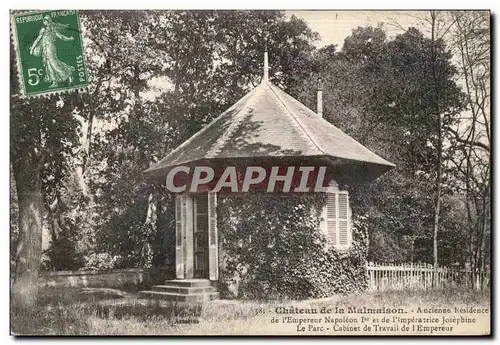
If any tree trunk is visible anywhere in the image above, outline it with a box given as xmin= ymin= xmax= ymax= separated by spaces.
xmin=11 ymin=152 xmax=43 ymax=311
xmin=81 ymin=74 xmax=106 ymax=174
xmin=47 ymin=197 xmax=64 ymax=243
xmin=430 ymin=11 xmax=442 ymax=287
xmin=152 ymin=192 xmax=165 ymax=268
xmin=432 ymin=164 xmax=442 ymax=280
xmin=479 ymin=191 xmax=489 ymax=287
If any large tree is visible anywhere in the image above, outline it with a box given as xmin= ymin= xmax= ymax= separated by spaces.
xmin=448 ymin=11 xmax=490 ymax=278
xmin=294 ymin=24 xmax=466 ymax=264
xmin=10 ymin=56 xmax=81 ymax=309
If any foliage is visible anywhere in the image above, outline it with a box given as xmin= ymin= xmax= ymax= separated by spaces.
xmin=83 ymin=253 xmax=123 ymax=271
xmin=82 ymin=10 xmax=319 ymax=267
xmin=43 ymin=238 xmax=85 ymax=272
xmin=217 ymin=193 xmax=368 ymax=300
xmin=295 ymin=23 xmax=467 ymax=265
xmin=447 ymin=10 xmax=490 ymax=273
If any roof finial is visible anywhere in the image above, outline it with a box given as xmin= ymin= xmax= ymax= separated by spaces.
xmin=263 ymin=40 xmax=269 ymax=82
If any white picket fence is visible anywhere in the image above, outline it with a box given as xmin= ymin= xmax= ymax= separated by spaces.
xmin=366 ymin=262 xmax=490 ymax=292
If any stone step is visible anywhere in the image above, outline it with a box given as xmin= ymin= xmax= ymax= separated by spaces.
xmin=152 ymin=285 xmax=216 ymax=294
xmin=163 ymin=279 xmax=212 ymax=288
xmin=138 ymin=290 xmax=219 ymax=302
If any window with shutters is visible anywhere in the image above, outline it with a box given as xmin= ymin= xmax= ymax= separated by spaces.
xmin=324 ymin=183 xmax=351 ymax=250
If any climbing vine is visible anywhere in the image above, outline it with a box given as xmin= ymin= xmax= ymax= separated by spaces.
xmin=217 ymin=191 xmax=369 ymax=300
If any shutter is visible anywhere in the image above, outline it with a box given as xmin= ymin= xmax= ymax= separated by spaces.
xmin=208 ymin=191 xmax=218 ymax=281
xmin=326 ymin=192 xmax=337 ymax=245
xmin=175 ymin=194 xmax=185 ymax=279
xmin=338 ymin=192 xmax=349 ymax=246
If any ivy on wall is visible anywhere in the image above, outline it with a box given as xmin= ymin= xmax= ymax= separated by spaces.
xmin=217 ymin=191 xmax=369 ymax=300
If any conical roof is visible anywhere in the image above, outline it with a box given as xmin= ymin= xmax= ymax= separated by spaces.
xmin=144 ymin=79 xmax=394 ymax=180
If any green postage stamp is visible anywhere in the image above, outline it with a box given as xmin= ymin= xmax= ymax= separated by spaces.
xmin=11 ymin=10 xmax=88 ymax=97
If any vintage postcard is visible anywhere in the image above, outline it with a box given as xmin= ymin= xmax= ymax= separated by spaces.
xmin=10 ymin=10 xmax=491 ymax=336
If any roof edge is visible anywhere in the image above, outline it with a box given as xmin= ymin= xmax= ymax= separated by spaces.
xmin=143 ymin=85 xmax=261 ymax=174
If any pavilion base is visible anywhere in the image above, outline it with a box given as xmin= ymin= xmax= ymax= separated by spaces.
xmin=138 ymin=279 xmax=219 ymax=302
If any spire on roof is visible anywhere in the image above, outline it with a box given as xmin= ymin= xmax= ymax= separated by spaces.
xmin=317 ymin=77 xmax=323 ymax=118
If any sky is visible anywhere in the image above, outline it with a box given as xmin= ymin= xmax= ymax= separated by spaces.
xmin=285 ymin=10 xmax=432 ymax=47
xmin=145 ymin=10 xmax=438 ymax=100
xmin=283 ymin=10 xmax=489 ymax=140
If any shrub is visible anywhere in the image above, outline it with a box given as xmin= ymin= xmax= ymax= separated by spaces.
xmin=84 ymin=253 xmax=123 ymax=271
xmin=43 ymin=237 xmax=85 ymax=271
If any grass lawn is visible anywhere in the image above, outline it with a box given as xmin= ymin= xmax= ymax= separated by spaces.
xmin=11 ymin=286 xmax=491 ymax=336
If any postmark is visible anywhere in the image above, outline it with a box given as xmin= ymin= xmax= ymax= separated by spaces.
xmin=11 ymin=10 xmax=88 ymax=97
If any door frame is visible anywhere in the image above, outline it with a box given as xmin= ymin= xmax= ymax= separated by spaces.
xmin=175 ymin=192 xmax=217 ymax=280
xmin=193 ymin=193 xmax=210 ymax=279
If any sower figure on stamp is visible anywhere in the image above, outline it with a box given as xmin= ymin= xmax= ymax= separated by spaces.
xmin=30 ymin=15 xmax=75 ymax=88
